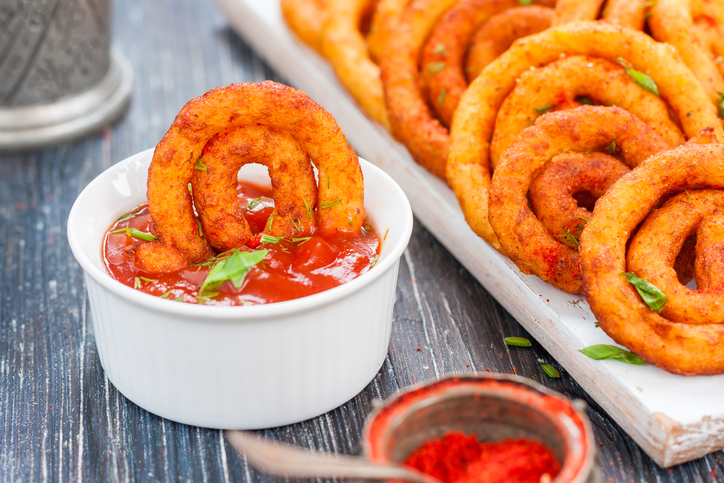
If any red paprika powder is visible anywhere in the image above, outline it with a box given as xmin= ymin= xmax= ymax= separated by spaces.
xmin=403 ymin=432 xmax=561 ymax=483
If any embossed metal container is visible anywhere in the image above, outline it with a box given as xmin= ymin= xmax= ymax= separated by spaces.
xmin=363 ymin=374 xmax=603 ymax=483
xmin=0 ymin=0 xmax=132 ymax=149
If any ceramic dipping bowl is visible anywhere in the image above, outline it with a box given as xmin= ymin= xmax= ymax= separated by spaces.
xmin=67 ymin=148 xmax=413 ymax=429
xmin=363 ymin=374 xmax=602 ymax=483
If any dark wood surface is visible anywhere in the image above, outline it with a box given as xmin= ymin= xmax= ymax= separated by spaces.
xmin=0 ymin=0 xmax=722 ymax=481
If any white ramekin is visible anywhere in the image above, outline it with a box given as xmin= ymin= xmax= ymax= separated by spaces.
xmin=67 ymin=148 xmax=413 ymax=429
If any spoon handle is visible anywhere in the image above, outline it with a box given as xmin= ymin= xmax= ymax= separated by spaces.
xmin=226 ymin=430 xmax=441 ymax=483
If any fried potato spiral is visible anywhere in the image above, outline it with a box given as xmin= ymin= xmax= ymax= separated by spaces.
xmin=191 ymin=126 xmax=318 ymax=253
xmin=138 ymin=82 xmax=364 ymax=274
xmin=581 ymin=143 xmax=724 ymax=375
xmin=323 ymin=0 xmax=392 ymax=130
xmin=464 ymin=6 xmax=554 ymax=83
xmin=649 ymin=0 xmax=724 ymax=103
xmin=489 ymin=106 xmax=669 ymax=294
xmin=448 ymin=21 xmax=724 ymax=249
xmin=281 ymin=0 xmax=330 ymax=53
xmin=627 ymin=190 xmax=724 ymax=325
xmin=489 ymin=55 xmax=685 ymax=169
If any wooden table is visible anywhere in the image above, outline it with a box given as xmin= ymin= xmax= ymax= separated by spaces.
xmin=0 ymin=0 xmax=721 ymax=481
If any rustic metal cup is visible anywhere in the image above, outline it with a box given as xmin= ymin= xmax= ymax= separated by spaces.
xmin=363 ymin=374 xmax=603 ymax=483
xmin=0 ymin=0 xmax=132 ymax=149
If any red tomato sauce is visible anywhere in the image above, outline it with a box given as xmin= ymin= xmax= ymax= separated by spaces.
xmin=103 ymin=181 xmax=381 ymax=305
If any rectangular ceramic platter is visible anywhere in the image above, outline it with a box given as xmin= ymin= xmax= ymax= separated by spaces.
xmin=215 ymin=0 xmax=724 ymax=467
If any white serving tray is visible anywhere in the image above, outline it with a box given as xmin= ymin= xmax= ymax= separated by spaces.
xmin=215 ymin=0 xmax=724 ymax=467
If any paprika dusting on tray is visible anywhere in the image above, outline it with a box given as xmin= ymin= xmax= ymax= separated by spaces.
xmin=403 ymin=431 xmax=561 ymax=483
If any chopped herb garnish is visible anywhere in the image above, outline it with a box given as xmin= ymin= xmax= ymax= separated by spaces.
xmin=433 ymin=43 xmax=448 ymax=58
xmin=111 ymin=226 xmax=158 ymax=242
xmin=541 ymin=364 xmax=560 ymax=378
xmin=580 ymin=344 xmax=647 ymax=365
xmin=289 ymin=216 xmax=302 ymax=233
xmin=427 ymin=62 xmax=447 ymax=74
xmin=327 ymin=175 xmax=330 ymax=189
xmin=319 ymin=199 xmax=342 ymax=210
xmin=261 ymin=234 xmax=284 ymax=245
xmin=292 ymin=237 xmax=312 ymax=245
xmin=556 ymin=227 xmax=580 ymax=249
xmin=604 ymin=140 xmax=617 ymax=154
xmin=140 ymin=277 xmax=157 ymax=282
xmin=576 ymin=96 xmax=594 ymax=105
xmin=195 ymin=156 xmax=207 ymax=171
xmin=134 ymin=277 xmax=142 ymax=289
xmin=348 ymin=217 xmax=354 ymax=226
xmin=267 ymin=214 xmax=274 ymax=232
xmin=187 ymin=183 xmax=193 ymax=195
xmin=369 ymin=255 xmax=380 ymax=268
xmin=594 ymin=321 xmax=600 ymax=328
xmin=384 ymin=228 xmax=389 ymax=240
xmin=518 ymin=0 xmax=533 ymax=4
xmin=173 ymin=296 xmax=184 ymax=302
xmin=437 ymin=87 xmax=447 ymax=107
xmin=303 ymin=198 xmax=312 ymax=219
xmin=244 ymin=197 xmax=262 ymax=212
xmin=685 ymin=189 xmax=693 ymax=200
xmin=534 ymin=104 xmax=553 ymax=114
xmin=717 ymin=92 xmax=724 ymax=120
xmin=199 ymin=249 xmax=268 ymax=296
xmin=504 ymin=337 xmax=532 ymax=347
xmin=160 ymin=290 xmax=172 ymax=299
xmin=622 ymin=271 xmax=667 ymax=312
xmin=617 ymin=56 xmax=659 ymax=96
xmin=362 ymin=225 xmax=371 ymax=234
xmin=117 ymin=209 xmax=139 ymax=222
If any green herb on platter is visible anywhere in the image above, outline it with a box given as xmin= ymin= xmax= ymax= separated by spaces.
xmin=504 ymin=337 xmax=532 ymax=347
xmin=622 ymin=271 xmax=667 ymax=312
xmin=199 ymin=249 xmax=268 ymax=296
xmin=580 ymin=344 xmax=647 ymax=365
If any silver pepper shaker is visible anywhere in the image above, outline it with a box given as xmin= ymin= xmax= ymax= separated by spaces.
xmin=0 ymin=0 xmax=132 ymax=150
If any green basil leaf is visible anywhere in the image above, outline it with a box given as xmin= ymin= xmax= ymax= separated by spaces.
xmin=199 ymin=249 xmax=268 ymax=296
xmin=541 ymin=364 xmax=560 ymax=378
xmin=580 ymin=344 xmax=647 ymax=365
xmin=622 ymin=272 xmax=667 ymax=312
xmin=504 ymin=337 xmax=532 ymax=347
xmin=617 ymin=56 xmax=659 ymax=96
xmin=534 ymin=104 xmax=553 ymax=114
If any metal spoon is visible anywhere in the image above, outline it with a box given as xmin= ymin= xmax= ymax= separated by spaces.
xmin=226 ymin=430 xmax=442 ymax=483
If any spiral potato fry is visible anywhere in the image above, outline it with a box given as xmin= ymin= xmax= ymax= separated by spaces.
xmin=553 ymin=0 xmax=649 ymax=29
xmin=138 ymin=82 xmax=364 ymax=274
xmin=191 ymin=127 xmax=318 ymax=253
xmin=580 ymin=143 xmax=724 ymax=375
xmin=489 ymin=106 xmax=669 ymax=294
xmin=649 ymin=0 xmax=724 ymax=103
xmin=465 ymin=6 xmax=554 ymax=83
xmin=420 ymin=0 xmax=552 ymax=128
xmin=281 ymin=0 xmax=330 ymax=53
xmin=529 ymin=151 xmax=631 ymax=250
xmin=627 ymin=190 xmax=724 ymax=325
xmin=448 ymin=21 xmax=724 ymax=249
xmin=323 ymin=0 xmax=392 ymax=130
xmin=489 ymin=55 xmax=685 ymax=168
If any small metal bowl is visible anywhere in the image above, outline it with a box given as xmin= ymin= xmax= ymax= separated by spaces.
xmin=363 ymin=374 xmax=602 ymax=483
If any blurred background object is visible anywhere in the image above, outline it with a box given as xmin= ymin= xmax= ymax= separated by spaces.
xmin=0 ymin=0 xmax=132 ymax=150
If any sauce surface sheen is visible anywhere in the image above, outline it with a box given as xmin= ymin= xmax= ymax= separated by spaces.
xmin=103 ymin=181 xmax=381 ymax=305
